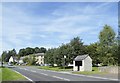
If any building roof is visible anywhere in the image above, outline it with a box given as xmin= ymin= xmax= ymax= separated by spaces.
xmin=34 ymin=53 xmax=44 ymax=56
xmin=74 ymin=54 xmax=89 ymax=61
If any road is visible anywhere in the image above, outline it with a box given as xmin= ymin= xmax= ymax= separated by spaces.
xmin=9 ymin=66 xmax=118 ymax=81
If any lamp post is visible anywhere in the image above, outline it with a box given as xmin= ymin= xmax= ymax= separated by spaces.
xmin=1 ymin=56 xmax=3 ymax=67
xmin=64 ymin=55 xmax=66 ymax=69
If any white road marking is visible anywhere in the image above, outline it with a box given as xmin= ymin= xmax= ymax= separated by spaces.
xmin=63 ymin=78 xmax=70 ymax=81
xmin=12 ymin=69 xmax=33 ymax=81
xmin=40 ymin=73 xmax=48 ymax=76
xmin=24 ymin=68 xmax=27 ymax=70
xmin=30 ymin=70 xmax=36 ymax=73
xmin=52 ymin=76 xmax=70 ymax=81
xmin=20 ymin=67 xmax=118 ymax=81
xmin=19 ymin=68 xmax=22 ymax=69
xmin=39 ymin=69 xmax=118 ymax=81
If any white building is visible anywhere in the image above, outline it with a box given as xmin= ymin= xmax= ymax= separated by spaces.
xmin=9 ymin=56 xmax=14 ymax=63
xmin=35 ymin=53 xmax=44 ymax=65
xmin=18 ymin=53 xmax=45 ymax=65
xmin=9 ymin=56 xmax=18 ymax=63
xmin=18 ymin=58 xmax=24 ymax=64
xmin=73 ymin=54 xmax=92 ymax=71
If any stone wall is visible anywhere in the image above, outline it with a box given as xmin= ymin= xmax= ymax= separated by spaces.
xmin=98 ymin=66 xmax=118 ymax=74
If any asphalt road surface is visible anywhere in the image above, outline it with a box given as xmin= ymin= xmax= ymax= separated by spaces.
xmin=9 ymin=66 xmax=118 ymax=81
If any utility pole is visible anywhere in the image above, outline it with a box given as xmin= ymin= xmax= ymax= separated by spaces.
xmin=1 ymin=56 xmax=3 ymax=67
xmin=64 ymin=55 xmax=66 ymax=69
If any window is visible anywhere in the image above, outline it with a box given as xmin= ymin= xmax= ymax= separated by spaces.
xmin=75 ymin=61 xmax=82 ymax=66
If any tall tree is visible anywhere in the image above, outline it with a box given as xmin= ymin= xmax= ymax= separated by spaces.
xmin=34 ymin=47 xmax=40 ymax=53
xmin=18 ymin=48 xmax=26 ymax=57
xmin=11 ymin=49 xmax=17 ymax=56
xmin=39 ymin=47 xmax=46 ymax=53
xmin=25 ymin=47 xmax=34 ymax=55
xmin=98 ymin=25 xmax=116 ymax=65
xmin=70 ymin=37 xmax=86 ymax=59
xmin=44 ymin=48 xmax=55 ymax=66
xmin=87 ymin=43 xmax=101 ymax=66
xmin=99 ymin=25 xmax=115 ymax=46
xmin=1 ymin=51 xmax=8 ymax=62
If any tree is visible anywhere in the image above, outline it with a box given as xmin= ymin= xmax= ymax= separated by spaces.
xmin=87 ymin=43 xmax=101 ymax=66
xmin=29 ymin=55 xmax=37 ymax=65
xmin=34 ymin=47 xmax=40 ymax=53
xmin=18 ymin=48 xmax=26 ymax=57
xmin=11 ymin=49 xmax=17 ymax=56
xmin=23 ymin=57 xmax=29 ymax=64
xmin=99 ymin=25 xmax=115 ymax=46
xmin=39 ymin=47 xmax=46 ymax=53
xmin=98 ymin=25 xmax=117 ymax=66
xmin=70 ymin=37 xmax=87 ymax=59
xmin=44 ymin=48 xmax=55 ymax=66
xmin=1 ymin=51 xmax=8 ymax=62
xmin=23 ymin=55 xmax=37 ymax=65
xmin=44 ymin=37 xmax=87 ymax=67
xmin=25 ymin=47 xmax=34 ymax=55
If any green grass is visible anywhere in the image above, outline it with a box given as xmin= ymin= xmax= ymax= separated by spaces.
xmin=0 ymin=68 xmax=2 ymax=82
xmin=38 ymin=66 xmax=72 ymax=71
xmin=38 ymin=66 xmax=108 ymax=75
xmin=2 ymin=67 xmax=27 ymax=81
xmin=72 ymin=67 xmax=107 ymax=75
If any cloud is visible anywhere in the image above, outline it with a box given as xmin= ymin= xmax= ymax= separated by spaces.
xmin=0 ymin=3 xmax=3 ymax=55
xmin=1 ymin=0 xmax=119 ymax=2
xmin=1 ymin=2 xmax=118 ymax=54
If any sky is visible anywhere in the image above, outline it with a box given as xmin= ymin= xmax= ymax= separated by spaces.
xmin=1 ymin=2 xmax=118 ymax=54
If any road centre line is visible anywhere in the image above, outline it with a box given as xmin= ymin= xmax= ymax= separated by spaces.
xmin=39 ymin=69 xmax=118 ymax=81
xmin=52 ymin=76 xmax=70 ymax=81
xmin=30 ymin=70 xmax=36 ymax=73
xmin=22 ymin=69 xmax=70 ymax=81
xmin=20 ymin=67 xmax=118 ymax=81
xmin=40 ymin=73 xmax=48 ymax=76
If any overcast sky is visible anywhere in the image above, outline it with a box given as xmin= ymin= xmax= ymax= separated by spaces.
xmin=1 ymin=2 xmax=118 ymax=54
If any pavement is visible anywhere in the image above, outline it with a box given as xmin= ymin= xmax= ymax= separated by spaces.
xmin=7 ymin=66 xmax=119 ymax=81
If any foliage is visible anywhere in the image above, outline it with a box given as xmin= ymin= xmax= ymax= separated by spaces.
xmin=98 ymin=25 xmax=117 ymax=66
xmin=87 ymin=43 xmax=101 ymax=66
xmin=1 ymin=24 xmax=118 ymax=66
xmin=45 ymin=25 xmax=118 ymax=67
xmin=99 ymin=25 xmax=115 ymax=46
xmin=23 ymin=55 xmax=37 ymax=65
xmin=45 ymin=37 xmax=87 ymax=67
xmin=18 ymin=47 xmax=46 ymax=57
xmin=1 ymin=49 xmax=17 ymax=62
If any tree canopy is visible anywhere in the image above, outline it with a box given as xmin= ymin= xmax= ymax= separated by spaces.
xmin=1 ymin=24 xmax=118 ymax=66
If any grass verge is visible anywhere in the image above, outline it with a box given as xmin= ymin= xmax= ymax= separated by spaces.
xmin=38 ymin=66 xmax=72 ymax=71
xmin=0 ymin=67 xmax=2 ymax=82
xmin=72 ymin=67 xmax=107 ymax=75
xmin=38 ymin=66 xmax=107 ymax=75
xmin=2 ymin=67 xmax=27 ymax=81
